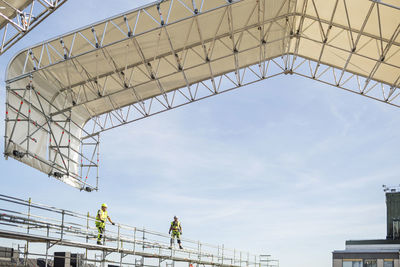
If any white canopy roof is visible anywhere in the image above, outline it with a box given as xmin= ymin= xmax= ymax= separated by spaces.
xmin=5 ymin=0 xmax=400 ymax=190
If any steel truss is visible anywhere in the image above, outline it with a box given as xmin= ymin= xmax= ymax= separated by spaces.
xmin=0 ymin=0 xmax=68 ymax=55
xmin=4 ymin=0 xmax=400 ymax=190
xmin=0 ymin=194 xmax=278 ymax=267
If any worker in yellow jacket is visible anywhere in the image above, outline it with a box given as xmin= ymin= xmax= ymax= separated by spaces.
xmin=95 ymin=203 xmax=115 ymax=245
xmin=169 ymin=216 xmax=183 ymax=249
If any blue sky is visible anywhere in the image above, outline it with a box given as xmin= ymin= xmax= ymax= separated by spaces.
xmin=1 ymin=1 xmax=399 ymax=267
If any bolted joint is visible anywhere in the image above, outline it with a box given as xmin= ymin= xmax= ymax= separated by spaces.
xmin=283 ymin=69 xmax=293 ymax=75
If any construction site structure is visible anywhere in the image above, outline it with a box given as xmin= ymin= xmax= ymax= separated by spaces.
xmin=4 ymin=0 xmax=399 ymax=190
xmin=0 ymin=194 xmax=278 ymax=267
xmin=0 ymin=0 xmax=68 ymax=55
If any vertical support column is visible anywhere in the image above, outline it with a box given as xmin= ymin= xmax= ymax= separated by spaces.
xmin=96 ymin=134 xmax=100 ymax=190
xmin=24 ymin=197 xmax=32 ymax=266
xmin=217 ymin=245 xmax=220 ymax=265
xmin=197 ymin=241 xmax=201 ymax=266
xmin=44 ymin=241 xmax=49 ymax=267
xmin=5 ymin=81 xmax=29 ymax=161
xmin=117 ymin=224 xmax=121 ymax=250
xmin=26 ymin=76 xmax=33 ymax=156
xmin=119 ymin=253 xmax=124 ymax=267
xmin=4 ymin=84 xmax=10 ymax=160
xmin=221 ymin=244 xmax=224 ymax=266
xmin=67 ymin=110 xmax=72 ymax=172
xmin=61 ymin=210 xmax=65 ymax=240
xmin=158 ymin=248 xmax=161 ymax=267
xmin=133 ymin=227 xmax=137 ymax=253
xmin=86 ymin=212 xmax=89 ymax=266
xmin=45 ymin=225 xmax=50 ymax=267
xmin=142 ymin=227 xmax=145 ymax=251
xmin=101 ymin=250 xmax=106 ymax=267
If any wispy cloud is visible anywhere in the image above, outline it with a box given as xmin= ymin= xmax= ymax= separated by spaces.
xmin=0 ymin=2 xmax=399 ymax=267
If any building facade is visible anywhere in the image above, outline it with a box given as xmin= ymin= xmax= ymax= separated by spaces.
xmin=333 ymin=188 xmax=400 ymax=267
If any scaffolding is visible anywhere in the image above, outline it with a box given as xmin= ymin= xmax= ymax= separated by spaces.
xmin=0 ymin=0 xmax=68 ymax=55
xmin=4 ymin=0 xmax=400 ymax=190
xmin=0 ymin=194 xmax=278 ymax=267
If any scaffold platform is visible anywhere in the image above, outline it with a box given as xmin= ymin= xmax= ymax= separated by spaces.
xmin=0 ymin=194 xmax=278 ymax=267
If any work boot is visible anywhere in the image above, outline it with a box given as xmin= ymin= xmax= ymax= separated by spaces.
xmin=179 ymin=245 xmax=183 ymax=249
xmin=97 ymin=241 xmax=102 ymax=245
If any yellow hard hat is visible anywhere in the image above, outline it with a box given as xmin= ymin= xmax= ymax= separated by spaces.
xmin=101 ymin=203 xmax=108 ymax=208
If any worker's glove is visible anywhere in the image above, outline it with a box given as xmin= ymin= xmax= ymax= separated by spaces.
xmin=112 ymin=222 xmax=115 ymax=225
xmin=168 ymin=231 xmax=171 ymax=234
xmin=180 ymin=231 xmax=182 ymax=235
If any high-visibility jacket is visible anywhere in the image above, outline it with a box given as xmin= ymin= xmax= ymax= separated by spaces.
xmin=171 ymin=221 xmax=181 ymax=232
xmin=96 ymin=210 xmax=108 ymax=227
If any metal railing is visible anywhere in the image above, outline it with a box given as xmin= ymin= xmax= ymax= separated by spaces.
xmin=0 ymin=194 xmax=278 ymax=267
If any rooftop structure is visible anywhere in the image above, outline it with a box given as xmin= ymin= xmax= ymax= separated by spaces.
xmin=4 ymin=0 xmax=400 ymax=190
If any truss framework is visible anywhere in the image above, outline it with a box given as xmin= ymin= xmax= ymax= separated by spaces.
xmin=4 ymin=0 xmax=400 ymax=190
xmin=0 ymin=0 xmax=68 ymax=55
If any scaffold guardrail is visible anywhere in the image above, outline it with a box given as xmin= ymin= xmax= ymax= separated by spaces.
xmin=0 ymin=194 xmax=278 ymax=267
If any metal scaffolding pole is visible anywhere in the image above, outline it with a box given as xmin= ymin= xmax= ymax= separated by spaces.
xmin=0 ymin=194 xmax=275 ymax=267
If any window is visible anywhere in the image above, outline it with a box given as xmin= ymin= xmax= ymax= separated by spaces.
xmin=343 ymin=260 xmax=363 ymax=267
xmin=364 ymin=260 xmax=377 ymax=267
xmin=384 ymin=260 xmax=394 ymax=267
